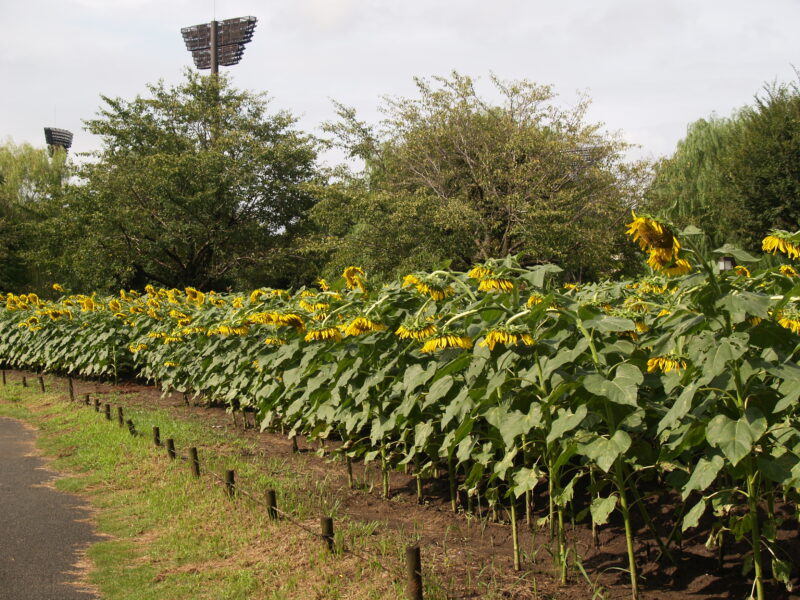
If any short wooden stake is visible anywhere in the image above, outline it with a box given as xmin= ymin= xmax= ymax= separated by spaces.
xmin=166 ymin=438 xmax=176 ymax=460
xmin=225 ymin=470 xmax=236 ymax=498
xmin=321 ymin=517 xmax=334 ymax=552
xmin=183 ymin=391 xmax=189 ymax=406
xmin=22 ymin=375 xmax=27 ymax=388
xmin=68 ymin=377 xmax=75 ymax=402
xmin=117 ymin=406 xmax=124 ymax=426
xmin=266 ymin=490 xmax=278 ymax=520
xmin=126 ymin=419 xmax=136 ymax=436
xmin=104 ymin=403 xmax=111 ymax=420
xmin=94 ymin=398 xmax=100 ymax=412
xmin=405 ymin=545 xmax=423 ymax=600
xmin=38 ymin=375 xmax=46 ymax=392
xmin=152 ymin=426 xmax=161 ymax=447
xmin=84 ymin=393 xmax=90 ymax=406
xmin=1 ymin=370 xmax=6 ymax=385
xmin=292 ymin=436 xmax=298 ymax=453
xmin=189 ymin=447 xmax=200 ymax=478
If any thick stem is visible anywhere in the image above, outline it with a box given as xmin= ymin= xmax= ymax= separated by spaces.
xmin=449 ymin=455 xmax=458 ymax=513
xmin=557 ymin=505 xmax=567 ymax=584
xmin=511 ymin=499 xmax=521 ymax=571
xmin=415 ymin=455 xmax=423 ymax=504
xmin=525 ymin=489 xmax=532 ymax=528
xmin=346 ymin=455 xmax=354 ymax=489
xmin=616 ymin=471 xmax=640 ymax=600
xmin=747 ymin=475 xmax=765 ymax=600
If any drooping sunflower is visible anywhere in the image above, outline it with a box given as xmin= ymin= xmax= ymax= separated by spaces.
xmin=420 ymin=334 xmax=472 ymax=353
xmin=733 ymin=265 xmax=751 ymax=278
xmin=647 ymin=355 xmax=687 ymax=374
xmin=343 ymin=316 xmax=386 ymax=337
xmin=402 ymin=274 xmax=454 ymax=301
xmin=304 ymin=326 xmax=342 ymax=342
xmin=626 ymin=211 xmax=691 ymax=276
xmin=52 ymin=283 xmax=65 ymax=293
xmin=777 ymin=308 xmax=800 ymax=334
xmin=343 ymin=266 xmax=367 ymax=292
xmin=263 ymin=337 xmax=287 ymax=346
xmin=779 ymin=265 xmax=798 ymax=277
xmin=479 ymin=329 xmax=535 ymax=351
xmin=395 ymin=322 xmax=437 ymax=341
xmin=467 ymin=266 xmax=493 ymax=279
xmin=763 ymin=230 xmax=800 ymax=260
xmin=478 ymin=278 xmax=515 ymax=293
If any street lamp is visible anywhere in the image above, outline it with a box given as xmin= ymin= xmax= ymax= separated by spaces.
xmin=181 ymin=16 xmax=257 ymax=74
xmin=43 ymin=127 xmax=73 ymax=154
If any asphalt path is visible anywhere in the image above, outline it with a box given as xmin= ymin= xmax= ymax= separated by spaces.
xmin=0 ymin=417 xmax=99 ymax=599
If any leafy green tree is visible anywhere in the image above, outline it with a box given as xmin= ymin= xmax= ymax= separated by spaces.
xmin=0 ymin=141 xmax=69 ymax=292
xmin=64 ymin=71 xmax=320 ymax=291
xmin=306 ymin=73 xmax=645 ymax=281
xmin=645 ymin=79 xmax=800 ymax=253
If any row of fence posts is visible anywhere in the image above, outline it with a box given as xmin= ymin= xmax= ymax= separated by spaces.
xmin=1 ymin=370 xmax=424 ymax=599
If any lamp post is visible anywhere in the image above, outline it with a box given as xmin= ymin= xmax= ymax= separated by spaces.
xmin=180 ymin=16 xmax=257 ymax=75
xmin=43 ymin=127 xmax=73 ymax=155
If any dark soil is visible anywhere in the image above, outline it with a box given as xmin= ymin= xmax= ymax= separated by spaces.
xmin=11 ymin=370 xmax=800 ymax=600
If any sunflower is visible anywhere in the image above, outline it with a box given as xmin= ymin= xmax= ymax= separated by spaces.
xmin=779 ymin=265 xmax=798 ymax=277
xmin=420 ymin=334 xmax=472 ymax=353
xmin=646 ymin=252 xmax=692 ymax=276
xmin=318 ymin=278 xmax=330 ymax=291
xmin=52 ymin=283 xmax=64 ymax=292
xmin=343 ymin=316 xmax=386 ymax=337
xmin=395 ymin=322 xmax=437 ymax=341
xmin=249 ymin=289 xmax=266 ymax=303
xmin=163 ymin=361 xmax=180 ymax=367
xmin=478 ymin=278 xmax=515 ymax=293
xmin=128 ymin=343 xmax=148 ymax=353
xmin=343 ymin=266 xmax=367 ymax=292
xmin=626 ymin=212 xmax=678 ymax=254
xmin=270 ymin=312 xmax=305 ymax=329
xmin=763 ymin=230 xmax=800 ymax=259
xmin=733 ymin=265 xmax=751 ymax=277
xmin=468 ymin=266 xmax=493 ymax=279
xmin=163 ymin=336 xmax=183 ymax=344
xmin=305 ymin=327 xmax=342 ymax=342
xmin=402 ymin=274 xmax=454 ymax=300
xmin=263 ymin=337 xmax=286 ymax=346
xmin=777 ymin=309 xmax=800 ymax=334
xmin=647 ymin=356 xmax=687 ymax=374
xmin=479 ymin=329 xmax=535 ymax=351
xmin=527 ymin=293 xmax=544 ymax=307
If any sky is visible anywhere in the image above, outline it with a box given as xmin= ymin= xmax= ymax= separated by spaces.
xmin=1 ymin=0 xmax=798 ymax=164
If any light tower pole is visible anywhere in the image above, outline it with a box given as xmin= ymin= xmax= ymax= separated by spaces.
xmin=181 ymin=16 xmax=257 ymax=74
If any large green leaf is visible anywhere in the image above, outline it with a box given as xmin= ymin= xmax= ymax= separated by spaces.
xmin=705 ymin=407 xmax=766 ymax=466
xmin=579 ymin=430 xmax=631 ymax=473
xmin=583 ymin=363 xmax=643 ymax=407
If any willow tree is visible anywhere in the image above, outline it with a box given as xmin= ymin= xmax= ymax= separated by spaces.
xmin=307 ymin=72 xmax=645 ymax=282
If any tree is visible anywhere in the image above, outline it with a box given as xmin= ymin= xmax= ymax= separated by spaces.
xmin=306 ymin=73 xmax=645 ymax=281
xmin=645 ymin=78 xmax=800 ymax=252
xmin=64 ymin=71 xmax=320 ymax=291
xmin=0 ymin=141 xmax=69 ymax=292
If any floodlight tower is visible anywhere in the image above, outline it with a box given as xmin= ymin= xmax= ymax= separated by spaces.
xmin=43 ymin=127 xmax=73 ymax=155
xmin=181 ymin=16 xmax=257 ymax=75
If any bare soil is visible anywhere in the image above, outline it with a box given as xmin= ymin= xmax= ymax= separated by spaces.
xmin=13 ymin=370 xmax=800 ymax=600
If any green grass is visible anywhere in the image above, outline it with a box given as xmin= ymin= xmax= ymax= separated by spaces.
xmin=0 ymin=376 xmax=444 ymax=600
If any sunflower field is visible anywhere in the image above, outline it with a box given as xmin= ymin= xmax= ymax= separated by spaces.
xmin=3 ymin=217 xmax=800 ymax=600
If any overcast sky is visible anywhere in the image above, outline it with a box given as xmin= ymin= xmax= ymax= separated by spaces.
xmin=1 ymin=0 xmax=798 ymax=164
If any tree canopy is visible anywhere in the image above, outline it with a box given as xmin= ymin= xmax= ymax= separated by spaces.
xmin=60 ymin=71 xmax=320 ymax=291
xmin=304 ymin=73 xmax=645 ymax=282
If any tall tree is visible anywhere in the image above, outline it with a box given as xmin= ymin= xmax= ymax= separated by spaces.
xmin=306 ymin=73 xmax=645 ymax=281
xmin=66 ymin=70 xmax=320 ymax=291
xmin=0 ymin=141 xmax=69 ymax=292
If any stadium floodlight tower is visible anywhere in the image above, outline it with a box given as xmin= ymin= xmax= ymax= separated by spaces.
xmin=43 ymin=127 xmax=73 ymax=155
xmin=181 ymin=16 xmax=257 ymax=75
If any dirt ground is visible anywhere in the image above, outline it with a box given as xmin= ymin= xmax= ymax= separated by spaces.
xmin=11 ymin=370 xmax=800 ymax=600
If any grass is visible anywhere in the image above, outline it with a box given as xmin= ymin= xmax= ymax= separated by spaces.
xmin=0 ymin=376 xmax=446 ymax=600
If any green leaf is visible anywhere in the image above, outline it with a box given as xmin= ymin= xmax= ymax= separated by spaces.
xmin=546 ymin=405 xmax=587 ymax=444
xmin=712 ymin=243 xmax=760 ymax=263
xmin=705 ymin=407 xmax=766 ymax=466
xmin=657 ymin=383 xmax=698 ymax=434
xmin=512 ymin=466 xmax=544 ymax=497
xmin=682 ymin=455 xmax=724 ymax=499
xmin=583 ymin=363 xmax=643 ymax=407
xmin=582 ymin=316 xmax=637 ymax=333
xmin=579 ymin=430 xmax=631 ymax=473
xmin=682 ymin=499 xmax=706 ymax=531
xmin=590 ymin=495 xmax=617 ymax=525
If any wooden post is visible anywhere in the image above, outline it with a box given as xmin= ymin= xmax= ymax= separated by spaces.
xmin=166 ymin=438 xmax=176 ymax=460
xmin=189 ymin=447 xmax=200 ymax=478
xmin=84 ymin=393 xmax=90 ymax=406
xmin=94 ymin=398 xmax=100 ymax=412
xmin=405 ymin=545 xmax=423 ymax=600
xmin=38 ymin=375 xmax=46 ymax=392
xmin=152 ymin=426 xmax=161 ymax=447
xmin=104 ymin=403 xmax=111 ymax=420
xmin=117 ymin=406 xmax=124 ymax=426
xmin=266 ymin=490 xmax=278 ymax=520
xmin=68 ymin=377 xmax=75 ymax=402
xmin=225 ymin=470 xmax=236 ymax=498
xmin=292 ymin=436 xmax=298 ymax=453
xmin=22 ymin=375 xmax=27 ymax=388
xmin=321 ymin=517 xmax=334 ymax=552
xmin=1 ymin=370 xmax=6 ymax=385
xmin=126 ymin=419 xmax=136 ymax=436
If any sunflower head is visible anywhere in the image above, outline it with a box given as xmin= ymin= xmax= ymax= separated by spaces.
xmin=420 ymin=333 xmax=473 ymax=353
xmin=763 ymin=230 xmax=800 ymax=260
xmin=304 ymin=326 xmax=343 ymax=343
xmin=343 ymin=266 xmax=367 ymax=292
xmin=343 ymin=316 xmax=386 ymax=337
xmin=647 ymin=355 xmax=687 ymax=374
xmin=479 ymin=327 xmax=535 ymax=351
xmin=395 ymin=321 xmax=437 ymax=341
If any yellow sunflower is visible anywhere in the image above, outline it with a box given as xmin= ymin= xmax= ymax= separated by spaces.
xmin=304 ymin=327 xmax=342 ymax=342
xmin=478 ymin=278 xmax=515 ymax=293
xmin=763 ymin=231 xmax=800 ymax=259
xmin=647 ymin=356 xmax=687 ymax=374
xmin=395 ymin=322 xmax=437 ymax=341
xmin=343 ymin=316 xmax=386 ymax=336
xmin=479 ymin=329 xmax=535 ymax=351
xmin=420 ymin=334 xmax=472 ymax=353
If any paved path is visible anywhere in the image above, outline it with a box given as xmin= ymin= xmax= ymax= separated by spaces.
xmin=0 ymin=417 xmax=99 ymax=600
